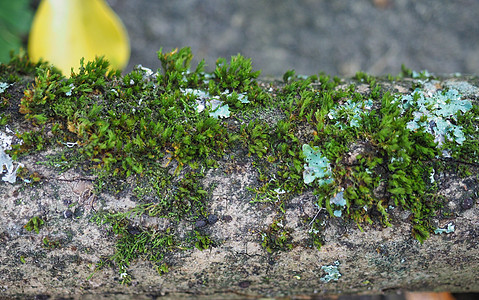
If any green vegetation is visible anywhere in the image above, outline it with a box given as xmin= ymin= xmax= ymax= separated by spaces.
xmin=0 ymin=0 xmax=33 ymax=63
xmin=13 ymin=47 xmax=267 ymax=177
xmin=42 ymin=236 xmax=61 ymax=249
xmin=90 ymin=213 xmax=176 ymax=284
xmin=244 ymin=68 xmax=476 ymax=245
xmin=24 ymin=216 xmax=44 ymax=234
xmin=260 ymin=217 xmax=293 ymax=253
xmin=1 ymin=48 xmax=478 ymax=283
xmin=3 ymin=47 xmax=269 ymax=283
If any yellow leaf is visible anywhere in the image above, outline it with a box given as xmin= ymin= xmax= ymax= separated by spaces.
xmin=28 ymin=0 xmax=130 ymax=76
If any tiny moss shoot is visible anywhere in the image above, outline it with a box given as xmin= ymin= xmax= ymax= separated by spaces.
xmin=24 ymin=216 xmax=44 ymax=234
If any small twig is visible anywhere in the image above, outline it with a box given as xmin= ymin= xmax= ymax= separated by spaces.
xmin=309 ymin=207 xmax=323 ymax=227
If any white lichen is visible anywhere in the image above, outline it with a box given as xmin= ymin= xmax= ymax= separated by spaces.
xmin=1 ymin=129 xmax=23 ymax=184
xmin=302 ymin=144 xmax=333 ymax=186
xmin=434 ymin=223 xmax=455 ymax=234
xmin=444 ymin=80 xmax=479 ymax=97
xmin=398 ymin=89 xmax=472 ymax=146
xmin=320 ymin=260 xmax=341 ymax=282
xmin=182 ymin=88 xmax=244 ymax=119
xmin=328 ymin=98 xmax=374 ymax=129
xmin=0 ymin=82 xmax=11 ymax=93
xmin=330 ymin=190 xmax=346 ymax=218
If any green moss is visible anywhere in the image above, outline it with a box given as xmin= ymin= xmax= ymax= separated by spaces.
xmin=13 ymin=48 xmax=265 ymax=177
xmin=0 ymin=50 xmax=48 ymax=82
xmin=130 ymin=171 xmax=209 ymax=220
xmin=2 ymin=50 xmax=477 ymax=283
xmin=191 ymin=230 xmax=213 ymax=251
xmin=24 ymin=216 xmax=44 ymax=234
xmin=89 ymin=212 xmax=176 ymax=284
xmin=354 ymin=70 xmax=377 ymax=86
xmin=246 ymin=69 xmax=474 ymax=245
xmin=1 ymin=47 xmax=273 ymax=283
xmin=260 ymin=217 xmax=293 ymax=253
xmin=42 ymin=236 xmax=61 ymax=249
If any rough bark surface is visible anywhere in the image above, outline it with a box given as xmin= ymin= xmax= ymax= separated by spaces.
xmin=0 ymin=76 xmax=478 ymax=299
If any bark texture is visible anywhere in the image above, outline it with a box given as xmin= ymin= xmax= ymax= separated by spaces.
xmin=0 ymin=76 xmax=478 ymax=299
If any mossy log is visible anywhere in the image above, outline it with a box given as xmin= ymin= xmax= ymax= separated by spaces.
xmin=1 ymin=55 xmax=479 ymax=299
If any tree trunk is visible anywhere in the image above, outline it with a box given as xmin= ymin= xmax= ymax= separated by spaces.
xmin=1 ymin=67 xmax=478 ymax=299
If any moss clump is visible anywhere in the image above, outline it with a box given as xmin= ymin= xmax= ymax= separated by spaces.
xmin=90 ymin=212 xmax=176 ymax=284
xmin=16 ymin=52 xmax=221 ymax=175
xmin=3 ymin=47 xmax=271 ymax=282
xmin=245 ymin=70 xmax=476 ymax=246
xmin=24 ymin=216 xmax=44 ymax=234
xmin=261 ymin=217 xmax=293 ymax=253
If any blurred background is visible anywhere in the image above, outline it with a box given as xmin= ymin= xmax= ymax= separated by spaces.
xmin=1 ymin=0 xmax=478 ymax=77
xmin=0 ymin=0 xmax=33 ymax=63
xmin=107 ymin=0 xmax=479 ymax=77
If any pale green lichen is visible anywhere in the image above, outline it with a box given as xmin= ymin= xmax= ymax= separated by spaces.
xmin=320 ymin=260 xmax=341 ymax=282
xmin=64 ymin=83 xmax=75 ymax=96
xmin=330 ymin=190 xmax=346 ymax=217
xmin=434 ymin=223 xmax=455 ymax=234
xmin=0 ymin=82 xmax=10 ymax=93
xmin=0 ymin=130 xmax=22 ymax=183
xmin=444 ymin=80 xmax=479 ymax=97
xmin=210 ymin=103 xmax=230 ymax=119
xmin=236 ymin=92 xmax=250 ymax=104
xmin=328 ymin=98 xmax=374 ymax=129
xmin=302 ymin=144 xmax=333 ymax=185
xmin=398 ymin=89 xmax=472 ymax=146
xmin=184 ymin=88 xmax=245 ymax=119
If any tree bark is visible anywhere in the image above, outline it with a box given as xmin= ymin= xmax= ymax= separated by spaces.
xmin=1 ymin=74 xmax=478 ymax=299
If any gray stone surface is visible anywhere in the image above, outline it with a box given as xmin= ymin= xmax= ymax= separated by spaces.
xmin=1 ymin=146 xmax=478 ymax=298
xmin=1 ymin=76 xmax=478 ymax=298
xmin=107 ymin=0 xmax=479 ymax=77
